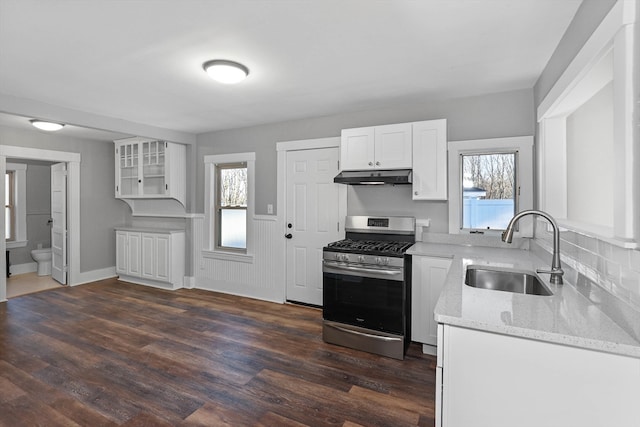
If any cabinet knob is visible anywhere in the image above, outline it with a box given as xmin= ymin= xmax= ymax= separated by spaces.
xmin=415 ymin=191 xmax=419 ymax=196
xmin=368 ymin=162 xmax=373 ymax=166
xmin=375 ymin=161 xmax=380 ymax=166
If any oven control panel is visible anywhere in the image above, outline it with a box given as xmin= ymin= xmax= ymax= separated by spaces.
xmin=323 ymin=251 xmax=403 ymax=268
xmin=367 ymin=218 xmax=389 ymax=228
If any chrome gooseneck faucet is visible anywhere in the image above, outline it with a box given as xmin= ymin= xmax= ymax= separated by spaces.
xmin=501 ymin=210 xmax=564 ymax=285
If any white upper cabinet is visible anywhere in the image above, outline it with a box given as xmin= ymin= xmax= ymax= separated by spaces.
xmin=340 ymin=123 xmax=412 ymax=170
xmin=412 ymin=119 xmax=448 ymax=200
xmin=114 ymin=137 xmax=186 ymax=206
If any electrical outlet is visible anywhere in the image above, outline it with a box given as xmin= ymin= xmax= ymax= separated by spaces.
xmin=267 ymin=204 xmax=273 ymax=214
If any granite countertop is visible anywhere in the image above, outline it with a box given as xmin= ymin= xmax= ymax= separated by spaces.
xmin=407 ymin=242 xmax=640 ymax=358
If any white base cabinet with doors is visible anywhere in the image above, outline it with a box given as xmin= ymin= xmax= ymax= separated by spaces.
xmin=411 ymin=255 xmax=452 ymax=354
xmin=114 ymin=137 xmax=186 ymax=208
xmin=435 ymin=324 xmax=640 ymax=427
xmin=116 ymin=228 xmax=185 ymax=290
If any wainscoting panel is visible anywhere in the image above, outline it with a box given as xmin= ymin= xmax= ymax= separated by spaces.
xmin=193 ymin=216 xmax=285 ymax=303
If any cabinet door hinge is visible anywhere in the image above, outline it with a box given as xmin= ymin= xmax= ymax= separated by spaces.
xmin=165 ymin=184 xmax=168 ymax=190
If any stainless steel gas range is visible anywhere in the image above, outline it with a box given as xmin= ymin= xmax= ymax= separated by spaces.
xmin=322 ymin=215 xmax=415 ymax=360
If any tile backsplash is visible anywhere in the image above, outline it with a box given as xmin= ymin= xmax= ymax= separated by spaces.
xmin=533 ymin=218 xmax=640 ymax=323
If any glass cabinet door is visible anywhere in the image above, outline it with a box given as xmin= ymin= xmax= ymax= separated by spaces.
xmin=142 ymin=141 xmax=166 ymax=195
xmin=119 ymin=143 xmax=139 ymax=196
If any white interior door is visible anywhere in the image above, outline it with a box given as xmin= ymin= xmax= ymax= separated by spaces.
xmin=285 ymin=147 xmax=346 ymax=306
xmin=51 ymin=162 xmax=67 ymax=284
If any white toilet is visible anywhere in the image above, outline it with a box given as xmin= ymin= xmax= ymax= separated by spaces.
xmin=31 ymin=248 xmax=52 ymax=276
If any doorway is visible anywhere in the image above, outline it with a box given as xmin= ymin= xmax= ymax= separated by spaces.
xmin=277 ymin=137 xmax=346 ymax=306
xmin=0 ymin=146 xmax=80 ymax=302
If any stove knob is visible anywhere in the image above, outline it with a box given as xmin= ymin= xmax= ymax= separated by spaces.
xmin=341 ymin=254 xmax=349 ymax=262
xmin=375 ymin=257 xmax=381 ymax=265
xmin=383 ymin=257 xmax=390 ymax=265
xmin=357 ymin=255 xmax=365 ymax=263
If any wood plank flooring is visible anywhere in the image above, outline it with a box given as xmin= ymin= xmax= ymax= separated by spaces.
xmin=0 ymin=278 xmax=436 ymax=426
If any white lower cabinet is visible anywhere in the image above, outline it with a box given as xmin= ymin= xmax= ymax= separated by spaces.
xmin=411 ymin=256 xmax=452 ymax=353
xmin=116 ymin=228 xmax=185 ymax=289
xmin=436 ymin=324 xmax=640 ymax=427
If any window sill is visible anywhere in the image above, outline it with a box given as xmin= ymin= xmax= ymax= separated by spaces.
xmin=6 ymin=240 xmax=27 ymax=249
xmin=202 ymin=250 xmax=254 ymax=264
xmin=555 ymin=219 xmax=637 ymax=250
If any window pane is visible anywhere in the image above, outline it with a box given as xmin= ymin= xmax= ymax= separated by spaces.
xmin=462 ymin=153 xmax=516 ymax=230
xmin=220 ymin=167 xmax=247 ymax=207
xmin=220 ymin=209 xmax=246 ymax=248
xmin=5 ymin=207 xmax=11 ymax=239
xmin=5 ymin=173 xmax=9 ymax=205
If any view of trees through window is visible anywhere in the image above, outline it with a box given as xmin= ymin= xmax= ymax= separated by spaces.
xmin=219 ymin=166 xmax=247 ymax=207
xmin=462 ymin=153 xmax=516 ymax=230
xmin=217 ymin=164 xmax=247 ymax=250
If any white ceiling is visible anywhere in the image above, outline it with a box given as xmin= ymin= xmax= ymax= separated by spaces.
xmin=0 ymin=0 xmax=582 ymax=138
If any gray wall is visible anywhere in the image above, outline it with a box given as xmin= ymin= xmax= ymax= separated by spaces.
xmin=8 ymin=161 xmax=52 ymax=265
xmin=1 ymin=126 xmax=131 ymax=273
xmin=197 ymin=88 xmax=535 ymax=231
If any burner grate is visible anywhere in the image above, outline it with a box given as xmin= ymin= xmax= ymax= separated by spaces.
xmin=326 ymin=239 xmax=413 ymax=254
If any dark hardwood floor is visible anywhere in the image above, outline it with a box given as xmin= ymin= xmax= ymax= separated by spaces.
xmin=0 ymin=279 xmax=436 ymax=426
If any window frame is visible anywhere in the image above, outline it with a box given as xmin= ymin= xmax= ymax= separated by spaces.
xmin=448 ymin=136 xmax=534 ymax=238
xmin=203 ymin=152 xmax=255 ymax=262
xmin=214 ymin=161 xmax=248 ymax=252
xmin=5 ymin=163 xmax=27 ymax=248
xmin=5 ymin=171 xmax=15 ymax=241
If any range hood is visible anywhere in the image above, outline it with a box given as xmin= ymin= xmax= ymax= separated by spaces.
xmin=334 ymin=169 xmax=412 ymax=185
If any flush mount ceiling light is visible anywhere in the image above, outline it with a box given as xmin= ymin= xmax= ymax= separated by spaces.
xmin=30 ymin=119 xmax=65 ymax=131
xmin=202 ymin=59 xmax=249 ymax=84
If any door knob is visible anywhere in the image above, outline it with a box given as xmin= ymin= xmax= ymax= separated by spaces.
xmin=285 ymin=233 xmax=293 ymax=239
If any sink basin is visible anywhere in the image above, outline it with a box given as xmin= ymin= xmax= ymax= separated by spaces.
xmin=465 ymin=265 xmax=553 ymax=296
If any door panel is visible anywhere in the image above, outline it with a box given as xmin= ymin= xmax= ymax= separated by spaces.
xmin=285 ymin=147 xmax=345 ymax=305
xmin=51 ymin=163 xmax=67 ymax=284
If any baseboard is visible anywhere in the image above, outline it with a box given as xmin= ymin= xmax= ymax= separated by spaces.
xmin=117 ymin=274 xmax=183 ymax=290
xmin=183 ymin=276 xmax=196 ymax=289
xmin=9 ymin=262 xmax=37 ymax=276
xmin=74 ymin=266 xmax=117 ymax=286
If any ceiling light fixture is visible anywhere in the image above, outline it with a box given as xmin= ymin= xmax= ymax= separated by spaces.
xmin=202 ymin=59 xmax=249 ymax=84
xmin=30 ymin=119 xmax=65 ymax=131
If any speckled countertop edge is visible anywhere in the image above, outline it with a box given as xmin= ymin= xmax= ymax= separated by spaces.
xmin=408 ymin=242 xmax=640 ymax=359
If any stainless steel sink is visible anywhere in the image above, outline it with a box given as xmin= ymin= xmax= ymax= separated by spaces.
xmin=465 ymin=265 xmax=553 ymax=296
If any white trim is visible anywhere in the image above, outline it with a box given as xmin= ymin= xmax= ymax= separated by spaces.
xmin=276 ymin=136 xmax=340 ymax=152
xmin=202 ymin=250 xmax=254 ymax=264
xmin=448 ymin=136 xmax=534 ymax=236
xmin=5 ymin=240 xmax=27 ymax=249
xmin=254 ymin=214 xmax=277 ymax=222
xmin=76 ymin=266 xmax=117 ymax=286
xmin=5 ymin=162 xmax=27 ymax=244
xmin=203 ymin=152 xmax=255 ymax=256
xmin=0 ymin=145 xmax=81 ymax=163
xmin=0 ymin=146 xmax=81 ymax=303
xmin=538 ymin=0 xmax=636 ymax=120
xmin=183 ymin=276 xmax=196 ymax=289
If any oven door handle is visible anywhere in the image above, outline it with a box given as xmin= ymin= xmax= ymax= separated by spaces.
xmin=322 ymin=261 xmax=402 ymax=277
xmin=327 ymin=323 xmax=403 ymax=342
